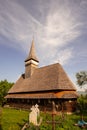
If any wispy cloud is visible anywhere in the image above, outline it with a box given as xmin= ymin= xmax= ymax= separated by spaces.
xmin=0 ymin=0 xmax=86 ymax=66
xmin=0 ymin=0 xmax=43 ymax=51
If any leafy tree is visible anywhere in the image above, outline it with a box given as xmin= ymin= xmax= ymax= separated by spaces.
xmin=76 ymin=71 xmax=87 ymax=119
xmin=0 ymin=80 xmax=14 ymax=106
xmin=77 ymin=94 xmax=87 ymax=116
xmin=76 ymin=71 xmax=87 ymax=87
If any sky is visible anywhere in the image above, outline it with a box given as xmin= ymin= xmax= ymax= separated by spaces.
xmin=0 ymin=0 xmax=87 ymax=91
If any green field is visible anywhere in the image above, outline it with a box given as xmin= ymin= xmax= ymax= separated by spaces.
xmin=1 ymin=108 xmax=29 ymax=130
xmin=0 ymin=107 xmax=87 ymax=130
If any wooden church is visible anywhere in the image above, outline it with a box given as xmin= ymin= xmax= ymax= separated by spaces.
xmin=5 ymin=40 xmax=78 ymax=112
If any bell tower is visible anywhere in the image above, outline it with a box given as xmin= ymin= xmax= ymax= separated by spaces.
xmin=25 ymin=40 xmax=39 ymax=78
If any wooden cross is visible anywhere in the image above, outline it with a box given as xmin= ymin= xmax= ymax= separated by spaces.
xmin=46 ymin=101 xmax=61 ymax=130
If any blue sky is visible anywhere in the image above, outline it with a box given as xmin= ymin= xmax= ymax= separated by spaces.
xmin=0 ymin=0 xmax=87 ymax=90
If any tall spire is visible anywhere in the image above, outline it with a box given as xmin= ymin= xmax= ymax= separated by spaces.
xmin=25 ymin=39 xmax=39 ymax=62
xmin=25 ymin=39 xmax=39 ymax=78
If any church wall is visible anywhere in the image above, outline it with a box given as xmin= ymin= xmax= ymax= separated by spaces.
xmin=6 ymin=98 xmax=77 ymax=112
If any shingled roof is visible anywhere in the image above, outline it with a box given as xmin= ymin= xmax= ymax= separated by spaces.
xmin=6 ymin=91 xmax=78 ymax=99
xmin=8 ymin=63 xmax=76 ymax=94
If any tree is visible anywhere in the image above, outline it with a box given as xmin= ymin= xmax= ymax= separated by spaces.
xmin=0 ymin=80 xmax=14 ymax=106
xmin=77 ymin=94 xmax=87 ymax=119
xmin=76 ymin=71 xmax=87 ymax=87
xmin=76 ymin=71 xmax=87 ymax=119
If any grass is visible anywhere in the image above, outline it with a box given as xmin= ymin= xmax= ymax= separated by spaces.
xmin=0 ymin=107 xmax=87 ymax=130
xmin=2 ymin=108 xmax=29 ymax=130
xmin=40 ymin=111 xmax=87 ymax=130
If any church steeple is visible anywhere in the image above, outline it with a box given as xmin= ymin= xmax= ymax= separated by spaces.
xmin=25 ymin=39 xmax=39 ymax=62
xmin=25 ymin=39 xmax=39 ymax=78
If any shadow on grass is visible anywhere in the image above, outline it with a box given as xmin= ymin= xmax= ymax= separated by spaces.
xmin=0 ymin=125 xmax=3 ymax=130
xmin=17 ymin=119 xmax=29 ymax=130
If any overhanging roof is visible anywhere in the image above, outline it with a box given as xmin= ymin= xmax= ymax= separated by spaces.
xmin=5 ymin=91 xmax=78 ymax=99
xmin=55 ymin=91 xmax=79 ymax=98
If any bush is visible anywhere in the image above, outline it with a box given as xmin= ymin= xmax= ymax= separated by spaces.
xmin=77 ymin=94 xmax=87 ymax=113
xmin=0 ymin=80 xmax=14 ymax=106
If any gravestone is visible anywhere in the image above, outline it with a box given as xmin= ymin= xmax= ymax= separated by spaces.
xmin=29 ymin=104 xmax=42 ymax=126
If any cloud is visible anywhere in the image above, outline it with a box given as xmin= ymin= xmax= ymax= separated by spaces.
xmin=56 ymin=48 xmax=73 ymax=65
xmin=0 ymin=0 xmax=43 ymax=52
xmin=0 ymin=0 xmax=85 ymax=66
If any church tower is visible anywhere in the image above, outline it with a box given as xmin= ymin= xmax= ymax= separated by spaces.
xmin=25 ymin=40 xmax=39 ymax=78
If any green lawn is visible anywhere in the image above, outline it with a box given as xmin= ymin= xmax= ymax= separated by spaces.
xmin=1 ymin=108 xmax=29 ymax=130
xmin=0 ymin=107 xmax=87 ymax=130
